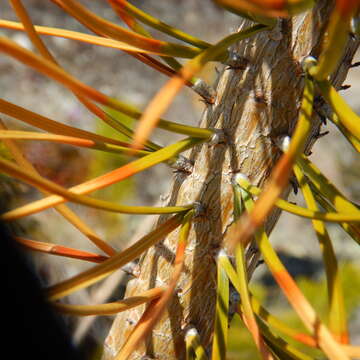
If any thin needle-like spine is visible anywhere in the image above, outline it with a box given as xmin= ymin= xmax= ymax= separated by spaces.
xmin=235 ymin=176 xmax=360 ymax=223
xmin=0 ymin=119 xmax=116 ymax=256
xmin=239 ymin=186 xmax=349 ymax=360
xmin=47 ymin=213 xmax=185 ymax=301
xmin=1 ymin=137 xmax=201 ymax=221
xmin=52 ymin=287 xmax=164 ymax=316
xmin=185 ymin=328 xmax=208 ymax=360
xmin=212 ymin=251 xmax=230 ymax=360
xmin=16 ymin=237 xmax=110 ymax=263
xmin=294 ymin=164 xmax=348 ymax=343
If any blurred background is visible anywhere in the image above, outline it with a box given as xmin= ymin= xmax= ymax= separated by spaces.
xmin=1 ymin=1 xmax=359 ymax=358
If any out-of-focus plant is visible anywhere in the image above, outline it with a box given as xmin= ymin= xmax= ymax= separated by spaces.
xmin=0 ymin=1 xmax=360 ymax=360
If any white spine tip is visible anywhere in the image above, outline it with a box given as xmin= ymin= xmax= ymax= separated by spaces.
xmin=209 ymin=129 xmax=226 ymax=145
xmin=193 ymin=78 xmax=202 ymax=87
xmin=301 ymin=56 xmax=317 ymax=72
xmin=275 ymin=135 xmax=291 ymax=152
xmin=185 ymin=327 xmax=199 ymax=338
xmin=231 ymin=172 xmax=249 ymax=186
xmin=280 ymin=135 xmax=291 ymax=152
xmin=193 ymin=201 xmax=205 ymax=217
xmin=217 ymin=248 xmax=228 ymax=260
xmin=351 ymin=17 xmax=359 ymax=36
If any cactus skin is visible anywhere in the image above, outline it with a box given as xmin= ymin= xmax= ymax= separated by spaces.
xmin=103 ymin=3 xmax=360 ymax=360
